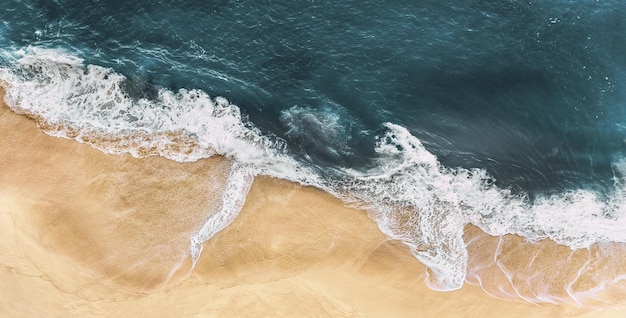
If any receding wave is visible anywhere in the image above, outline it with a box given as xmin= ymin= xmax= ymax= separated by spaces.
xmin=2 ymin=47 xmax=626 ymax=303
xmin=336 ymin=123 xmax=626 ymax=293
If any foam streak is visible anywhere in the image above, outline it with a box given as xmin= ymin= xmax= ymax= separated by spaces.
xmin=190 ymin=162 xmax=254 ymax=267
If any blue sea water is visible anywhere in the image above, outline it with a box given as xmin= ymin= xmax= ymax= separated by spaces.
xmin=1 ymin=0 xmax=626 ymax=292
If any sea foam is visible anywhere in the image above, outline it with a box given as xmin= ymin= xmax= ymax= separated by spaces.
xmin=338 ymin=123 xmax=626 ymax=290
xmin=0 ymin=47 xmax=317 ymax=183
xmin=3 ymin=47 xmax=626 ymax=294
xmin=0 ymin=47 xmax=319 ymax=269
xmin=190 ymin=161 xmax=254 ymax=267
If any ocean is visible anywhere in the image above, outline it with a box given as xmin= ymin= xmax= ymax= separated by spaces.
xmin=1 ymin=0 xmax=625 ymax=294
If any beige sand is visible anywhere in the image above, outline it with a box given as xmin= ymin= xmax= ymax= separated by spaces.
xmin=1 ymin=88 xmax=626 ymax=317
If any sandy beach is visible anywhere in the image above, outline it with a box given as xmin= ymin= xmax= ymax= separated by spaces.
xmin=2 ymin=87 xmax=626 ymax=317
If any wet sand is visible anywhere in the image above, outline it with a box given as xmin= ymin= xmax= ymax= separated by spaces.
xmin=1 ymin=88 xmax=626 ymax=317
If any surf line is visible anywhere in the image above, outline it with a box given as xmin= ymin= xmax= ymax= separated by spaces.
xmin=190 ymin=161 xmax=255 ymax=267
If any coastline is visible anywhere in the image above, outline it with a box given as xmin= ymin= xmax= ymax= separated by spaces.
xmin=1 ymin=87 xmax=626 ymax=317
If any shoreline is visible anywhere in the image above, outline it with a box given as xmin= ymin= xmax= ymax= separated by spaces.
xmin=2 ymin=87 xmax=626 ymax=316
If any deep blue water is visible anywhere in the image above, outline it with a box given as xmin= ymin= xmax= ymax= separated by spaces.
xmin=2 ymin=0 xmax=626 ymax=196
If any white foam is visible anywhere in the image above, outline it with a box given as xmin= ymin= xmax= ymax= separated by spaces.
xmin=190 ymin=161 xmax=254 ymax=267
xmin=0 ymin=47 xmax=321 ymax=184
xmin=0 ymin=47 xmax=323 ymax=273
xmin=337 ymin=123 xmax=471 ymax=290
xmin=2 ymin=47 xmax=215 ymax=159
xmin=338 ymin=123 xmax=626 ymax=291
xmin=4 ymin=47 xmax=626 ymax=295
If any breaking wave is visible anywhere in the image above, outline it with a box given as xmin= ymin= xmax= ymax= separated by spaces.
xmin=3 ymin=47 xmax=626 ymax=298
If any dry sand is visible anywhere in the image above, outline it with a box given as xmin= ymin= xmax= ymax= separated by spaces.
xmin=1 ymin=87 xmax=626 ymax=317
